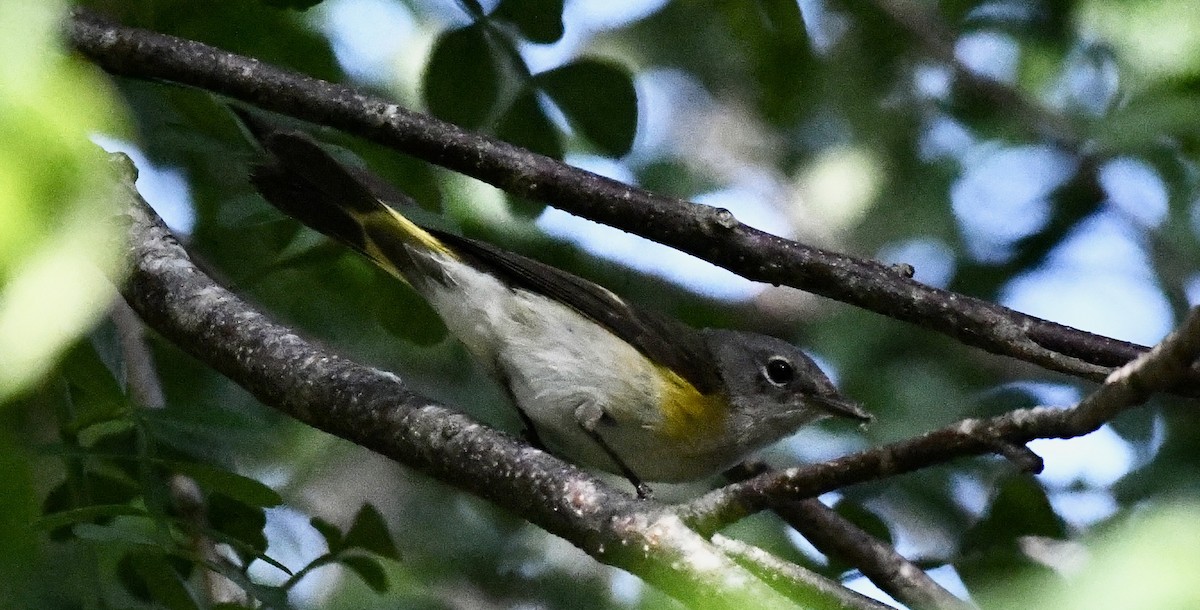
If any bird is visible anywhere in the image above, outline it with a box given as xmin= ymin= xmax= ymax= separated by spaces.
xmin=235 ymin=109 xmax=870 ymax=496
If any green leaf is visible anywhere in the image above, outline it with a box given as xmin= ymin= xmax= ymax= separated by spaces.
xmin=824 ymin=499 xmax=894 ymax=575
xmin=76 ymin=418 xmax=138 ymax=450
xmin=168 ymin=461 xmax=282 ymax=508
xmin=716 ymin=0 xmax=819 ymax=126
xmin=348 ymin=143 xmax=445 ymax=213
xmin=535 ymin=59 xmax=637 ymax=157
xmin=636 ymin=159 xmax=720 ymax=199
xmin=343 ymin=504 xmax=399 ymax=560
xmin=73 ymin=522 xmax=160 ymax=547
xmin=205 ymin=558 xmax=294 ymax=609
xmin=41 ymin=471 xmax=140 ymax=540
xmin=139 ymin=399 xmax=268 ymax=457
xmin=61 ymin=341 xmax=130 ymax=432
xmin=493 ymin=0 xmax=566 ymax=43
xmin=458 ymin=0 xmax=486 ymax=18
xmin=962 ymin=475 xmax=1068 ymax=553
xmin=127 ymin=550 xmax=202 ymax=610
xmin=311 ymin=516 xmax=345 ymax=552
xmin=260 ymin=0 xmax=326 ymax=9
xmin=86 ymin=425 xmax=140 ymax=456
xmin=956 ymin=475 xmax=1068 ymax=604
xmin=117 ymin=551 xmax=153 ymax=602
xmin=201 ymin=523 xmax=293 ymax=576
xmin=956 ymin=545 xmax=1060 ymax=607
xmin=1092 ymin=94 xmax=1200 ymax=153
xmin=35 ymin=504 xmax=148 ymax=531
xmin=86 ymin=426 xmax=142 ymax=480
xmin=264 ymin=237 xmax=346 ymax=274
xmin=206 ymin=493 xmax=269 ymax=555
xmin=834 ymin=500 xmax=893 ymax=545
xmin=496 ymin=87 xmax=564 ymax=160
xmin=423 ymin=24 xmax=502 ymax=130
xmin=1040 ymin=503 xmax=1200 ymax=610
xmin=339 ymin=554 xmax=389 ymax=592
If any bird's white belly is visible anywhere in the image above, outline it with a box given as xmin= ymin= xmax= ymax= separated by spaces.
xmin=417 ymin=255 xmax=743 ymax=481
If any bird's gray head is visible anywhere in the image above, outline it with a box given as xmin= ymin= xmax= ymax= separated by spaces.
xmin=702 ymin=328 xmax=870 ymax=452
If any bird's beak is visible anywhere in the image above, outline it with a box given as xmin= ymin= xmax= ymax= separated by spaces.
xmin=811 ymin=395 xmax=872 ymax=423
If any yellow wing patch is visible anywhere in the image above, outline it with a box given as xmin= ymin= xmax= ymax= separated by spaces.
xmin=655 ymin=364 xmax=728 ymax=441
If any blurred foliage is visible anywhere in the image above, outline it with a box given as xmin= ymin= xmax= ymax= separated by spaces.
xmin=0 ymin=0 xmax=129 ymax=604
xmin=5 ymin=0 xmax=1200 ymax=608
xmin=0 ymin=0 xmax=127 ymax=403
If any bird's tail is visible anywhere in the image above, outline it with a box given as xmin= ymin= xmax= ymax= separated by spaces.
xmin=235 ymin=108 xmax=453 ymax=282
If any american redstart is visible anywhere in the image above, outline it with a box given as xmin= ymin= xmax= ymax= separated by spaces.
xmin=236 ymin=110 xmax=870 ymax=495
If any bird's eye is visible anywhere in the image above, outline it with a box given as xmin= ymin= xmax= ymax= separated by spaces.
xmin=764 ymin=357 xmax=795 ymax=386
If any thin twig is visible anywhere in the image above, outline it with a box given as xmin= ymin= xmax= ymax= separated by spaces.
xmin=112 ymin=299 xmax=166 ymax=410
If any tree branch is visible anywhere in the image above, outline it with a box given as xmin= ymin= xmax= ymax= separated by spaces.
xmin=106 ymin=153 xmax=869 ymax=610
xmin=711 ymin=534 xmax=896 ymax=610
xmin=723 ymin=463 xmax=971 ymax=610
xmin=779 ymin=499 xmax=973 ymax=610
xmin=67 ymin=9 xmax=1193 ymax=392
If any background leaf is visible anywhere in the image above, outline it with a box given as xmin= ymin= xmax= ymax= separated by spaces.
xmin=343 ymin=504 xmax=399 ymax=560
xmin=310 ymin=516 xmax=345 ymax=553
xmin=338 ymin=555 xmax=389 ymax=593
xmin=35 ymin=504 xmax=148 ymax=532
xmin=495 ymin=87 xmax=564 ymax=160
xmin=60 ymin=341 xmax=128 ymax=425
xmin=0 ymin=0 xmax=127 ymax=403
xmin=423 ymin=24 xmax=503 ymax=130
xmin=168 ymin=461 xmax=282 ymax=508
xmin=260 ymin=0 xmax=326 ymax=9
xmin=493 ymin=0 xmax=566 ymax=43
xmin=123 ymin=550 xmax=201 ymax=610
xmin=535 ymin=59 xmax=638 ymax=157
xmin=206 ymin=492 xmax=270 ymax=555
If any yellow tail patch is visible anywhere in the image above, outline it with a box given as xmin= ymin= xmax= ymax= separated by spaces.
xmin=355 ymin=205 xmax=458 ymax=284
xmin=379 ymin=206 xmax=452 ymax=255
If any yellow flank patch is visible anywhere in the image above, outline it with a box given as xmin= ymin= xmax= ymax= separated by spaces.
xmin=655 ymin=364 xmax=728 ymax=441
